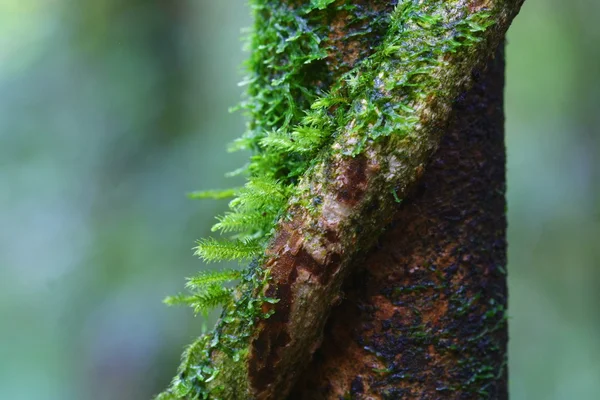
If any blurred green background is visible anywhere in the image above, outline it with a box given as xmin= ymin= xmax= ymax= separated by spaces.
xmin=0 ymin=1 xmax=598 ymax=399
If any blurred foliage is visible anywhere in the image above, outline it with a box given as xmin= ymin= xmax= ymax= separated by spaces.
xmin=0 ymin=0 xmax=597 ymax=399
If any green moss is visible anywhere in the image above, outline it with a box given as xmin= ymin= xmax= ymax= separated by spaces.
xmin=160 ymin=265 xmax=278 ymax=399
xmin=157 ymin=1 xmax=497 ymax=398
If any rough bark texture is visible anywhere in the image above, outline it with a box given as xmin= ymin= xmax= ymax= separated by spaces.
xmin=291 ymin=45 xmax=507 ymax=400
xmin=240 ymin=4 xmax=521 ymax=399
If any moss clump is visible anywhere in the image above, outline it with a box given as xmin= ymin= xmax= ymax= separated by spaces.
xmin=159 ymin=265 xmax=278 ymax=400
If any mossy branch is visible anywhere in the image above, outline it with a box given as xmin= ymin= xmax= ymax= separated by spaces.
xmin=158 ymin=0 xmax=525 ymax=399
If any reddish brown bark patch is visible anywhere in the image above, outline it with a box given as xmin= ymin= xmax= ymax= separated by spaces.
xmin=334 ymin=154 xmax=369 ymax=206
xmin=249 ymin=210 xmax=346 ymax=394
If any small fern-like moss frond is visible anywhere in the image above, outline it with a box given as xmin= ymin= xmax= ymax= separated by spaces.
xmin=310 ymin=95 xmax=348 ymax=110
xmin=258 ymin=131 xmax=296 ymax=153
xmin=163 ymin=293 xmax=196 ymax=307
xmin=291 ymin=126 xmax=328 ymax=152
xmin=259 ymin=125 xmax=327 ymax=156
xmin=164 ymin=285 xmax=233 ymax=316
xmin=211 ymin=210 xmax=274 ymax=234
xmin=190 ymin=285 xmax=233 ymax=315
xmin=194 ymin=238 xmax=261 ymax=262
xmin=228 ymin=176 xmax=288 ymax=210
xmin=187 ymin=188 xmax=239 ymax=200
xmin=185 ymin=269 xmax=241 ymax=291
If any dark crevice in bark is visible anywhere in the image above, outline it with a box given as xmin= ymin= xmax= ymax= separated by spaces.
xmin=290 ymin=44 xmax=507 ymax=400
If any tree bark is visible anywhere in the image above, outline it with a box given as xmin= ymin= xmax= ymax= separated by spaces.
xmin=291 ymin=44 xmax=507 ymax=400
xmin=158 ymin=1 xmax=524 ymax=399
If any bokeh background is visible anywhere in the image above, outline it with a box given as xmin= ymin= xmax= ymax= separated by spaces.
xmin=1 ymin=1 xmax=598 ymax=399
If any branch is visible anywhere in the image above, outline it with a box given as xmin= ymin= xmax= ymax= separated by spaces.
xmin=158 ymin=1 xmax=524 ymax=399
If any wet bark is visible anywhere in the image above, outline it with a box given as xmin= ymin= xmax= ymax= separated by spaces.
xmin=291 ymin=45 xmax=507 ymax=400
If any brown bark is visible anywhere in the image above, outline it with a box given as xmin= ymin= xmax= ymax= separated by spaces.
xmin=242 ymin=3 xmax=522 ymax=395
xmin=291 ymin=45 xmax=507 ymax=400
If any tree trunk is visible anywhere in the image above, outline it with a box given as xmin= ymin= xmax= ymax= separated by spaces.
xmin=291 ymin=44 xmax=507 ymax=400
xmin=157 ymin=1 xmax=524 ymax=399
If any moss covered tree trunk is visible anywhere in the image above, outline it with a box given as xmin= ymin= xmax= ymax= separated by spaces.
xmin=158 ymin=1 xmax=524 ymax=399
xmin=291 ymin=45 xmax=508 ymax=400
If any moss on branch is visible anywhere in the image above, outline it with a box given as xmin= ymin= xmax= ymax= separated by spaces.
xmin=157 ymin=0 xmax=524 ymax=399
